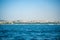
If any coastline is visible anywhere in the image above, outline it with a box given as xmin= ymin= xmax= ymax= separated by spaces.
xmin=0 ymin=20 xmax=60 ymax=25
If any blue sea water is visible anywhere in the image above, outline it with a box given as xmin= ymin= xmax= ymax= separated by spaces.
xmin=0 ymin=24 xmax=60 ymax=40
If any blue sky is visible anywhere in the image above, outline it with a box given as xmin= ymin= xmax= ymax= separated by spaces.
xmin=0 ymin=0 xmax=60 ymax=21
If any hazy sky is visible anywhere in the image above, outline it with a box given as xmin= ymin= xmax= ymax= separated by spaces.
xmin=0 ymin=0 xmax=60 ymax=20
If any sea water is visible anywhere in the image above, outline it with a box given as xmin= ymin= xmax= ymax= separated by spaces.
xmin=0 ymin=24 xmax=60 ymax=40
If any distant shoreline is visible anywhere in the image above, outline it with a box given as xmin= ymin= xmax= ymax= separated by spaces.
xmin=0 ymin=20 xmax=60 ymax=24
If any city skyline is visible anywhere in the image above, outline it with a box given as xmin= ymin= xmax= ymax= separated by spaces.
xmin=0 ymin=0 xmax=60 ymax=21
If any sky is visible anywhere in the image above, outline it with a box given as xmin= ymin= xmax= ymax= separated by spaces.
xmin=0 ymin=0 xmax=60 ymax=21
